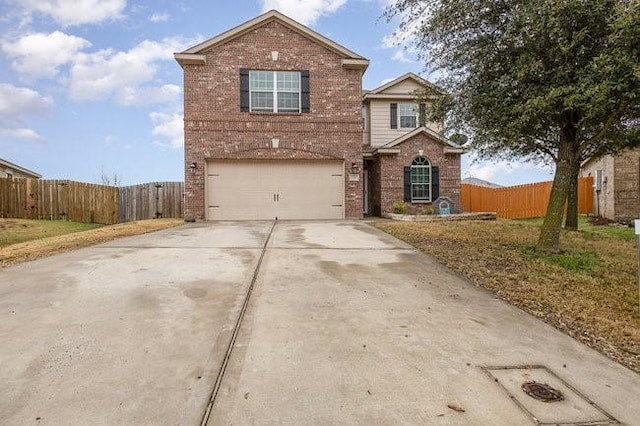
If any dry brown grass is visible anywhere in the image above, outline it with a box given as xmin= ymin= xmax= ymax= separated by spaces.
xmin=374 ymin=219 xmax=639 ymax=373
xmin=0 ymin=218 xmax=183 ymax=268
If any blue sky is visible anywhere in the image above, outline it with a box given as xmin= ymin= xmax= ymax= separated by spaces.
xmin=0 ymin=0 xmax=554 ymax=186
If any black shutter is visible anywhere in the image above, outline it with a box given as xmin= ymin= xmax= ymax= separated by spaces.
xmin=419 ymin=103 xmax=426 ymax=127
xmin=403 ymin=166 xmax=411 ymax=202
xmin=301 ymin=70 xmax=310 ymax=113
xmin=239 ymin=68 xmax=250 ymax=112
xmin=431 ymin=166 xmax=439 ymax=201
xmin=390 ymin=103 xmax=398 ymax=129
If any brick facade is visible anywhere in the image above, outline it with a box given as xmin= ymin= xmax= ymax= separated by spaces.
xmin=180 ymin=18 xmax=364 ymax=220
xmin=613 ymin=148 xmax=640 ymax=222
xmin=367 ymin=133 xmax=461 ymax=216
xmin=580 ymin=148 xmax=639 ymax=223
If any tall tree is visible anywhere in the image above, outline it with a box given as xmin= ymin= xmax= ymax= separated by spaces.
xmin=386 ymin=0 xmax=640 ymax=253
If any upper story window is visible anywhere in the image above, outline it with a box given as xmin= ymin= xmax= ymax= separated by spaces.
xmin=249 ymin=70 xmax=300 ymax=113
xmin=240 ymin=68 xmax=310 ymax=114
xmin=390 ymin=102 xmax=426 ymax=129
xmin=398 ymin=103 xmax=417 ymax=128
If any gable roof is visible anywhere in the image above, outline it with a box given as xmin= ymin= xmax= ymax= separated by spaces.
xmin=374 ymin=127 xmax=465 ymax=155
xmin=0 ymin=158 xmax=41 ymax=178
xmin=462 ymin=177 xmax=503 ymax=188
xmin=363 ymin=73 xmax=443 ymax=100
xmin=175 ymin=10 xmax=369 ymax=70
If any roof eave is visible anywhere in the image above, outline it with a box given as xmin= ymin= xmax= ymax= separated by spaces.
xmin=0 ymin=158 xmax=41 ymax=178
xmin=179 ymin=10 xmax=367 ymax=62
xmin=368 ymin=72 xmax=444 ymax=95
xmin=374 ymin=148 xmax=401 ymax=155
xmin=380 ymin=126 xmax=464 ymax=151
xmin=443 ymin=147 xmax=466 ymax=154
xmin=174 ymin=53 xmax=206 ymax=67
xmin=363 ymin=93 xmax=439 ymax=101
xmin=342 ymin=59 xmax=369 ymax=71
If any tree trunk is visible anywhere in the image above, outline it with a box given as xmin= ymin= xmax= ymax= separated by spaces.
xmin=564 ymin=158 xmax=581 ymax=231
xmin=537 ymin=137 xmax=574 ymax=254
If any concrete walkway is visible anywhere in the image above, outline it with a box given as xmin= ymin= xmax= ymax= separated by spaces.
xmin=1 ymin=221 xmax=638 ymax=425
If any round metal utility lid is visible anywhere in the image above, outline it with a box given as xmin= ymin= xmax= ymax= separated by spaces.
xmin=522 ymin=381 xmax=564 ymax=402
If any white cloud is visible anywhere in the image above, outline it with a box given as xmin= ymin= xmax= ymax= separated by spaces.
xmin=150 ymin=112 xmax=183 ymax=149
xmin=0 ymin=128 xmax=44 ymax=141
xmin=0 ymin=84 xmax=52 ymax=142
xmin=1 ymin=31 xmax=91 ymax=80
xmin=391 ymin=49 xmax=412 ymax=63
xmin=115 ymin=84 xmax=181 ymax=106
xmin=260 ymin=0 xmax=347 ymax=25
xmin=3 ymin=32 xmax=188 ymax=107
xmin=68 ymin=37 xmax=188 ymax=104
xmin=0 ymin=83 xmax=53 ymax=123
xmin=465 ymin=161 xmax=514 ymax=181
xmin=149 ymin=12 xmax=170 ymax=23
xmin=16 ymin=0 xmax=126 ymax=26
xmin=464 ymin=155 xmax=554 ymax=184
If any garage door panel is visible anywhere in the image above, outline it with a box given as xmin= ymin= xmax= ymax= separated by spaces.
xmin=206 ymin=160 xmax=344 ymax=220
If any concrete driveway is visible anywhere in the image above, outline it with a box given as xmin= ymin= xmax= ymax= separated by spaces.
xmin=1 ymin=221 xmax=638 ymax=425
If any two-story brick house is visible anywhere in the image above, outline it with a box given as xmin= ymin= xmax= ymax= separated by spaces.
xmin=175 ymin=10 xmax=367 ymax=221
xmin=175 ymin=10 xmax=463 ymax=220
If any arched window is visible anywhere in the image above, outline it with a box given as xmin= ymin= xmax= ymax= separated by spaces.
xmin=411 ymin=156 xmax=431 ymax=201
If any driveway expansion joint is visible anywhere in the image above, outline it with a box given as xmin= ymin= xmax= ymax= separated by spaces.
xmin=200 ymin=220 xmax=277 ymax=426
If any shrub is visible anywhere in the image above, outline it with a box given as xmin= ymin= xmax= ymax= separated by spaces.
xmin=393 ymin=200 xmax=407 ymax=214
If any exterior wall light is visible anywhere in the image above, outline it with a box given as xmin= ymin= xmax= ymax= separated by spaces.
xmin=350 ymin=162 xmax=359 ymax=174
xmin=190 ymin=162 xmax=197 ymax=173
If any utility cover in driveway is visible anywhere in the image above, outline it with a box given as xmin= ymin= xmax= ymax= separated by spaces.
xmin=483 ymin=365 xmax=619 ymax=425
xmin=206 ymin=160 xmax=344 ymax=220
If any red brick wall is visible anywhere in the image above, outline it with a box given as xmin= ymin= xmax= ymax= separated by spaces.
xmin=371 ymin=133 xmax=461 ymax=215
xmin=613 ymin=148 xmax=640 ymax=223
xmin=182 ymin=20 xmax=364 ymax=220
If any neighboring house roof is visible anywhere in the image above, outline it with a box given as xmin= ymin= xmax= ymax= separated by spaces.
xmin=373 ymin=127 xmax=465 ymax=155
xmin=0 ymin=158 xmax=41 ymax=178
xmin=462 ymin=177 xmax=503 ymax=188
xmin=175 ymin=10 xmax=369 ymax=70
xmin=363 ymin=72 xmax=443 ymax=100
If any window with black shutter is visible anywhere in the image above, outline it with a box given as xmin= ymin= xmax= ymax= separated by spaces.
xmin=390 ymin=103 xmax=398 ymax=129
xmin=419 ymin=103 xmax=426 ymax=127
xmin=301 ymin=70 xmax=310 ymax=112
xmin=239 ymin=68 xmax=250 ymax=112
xmin=431 ymin=166 xmax=440 ymax=201
xmin=240 ymin=69 xmax=309 ymax=113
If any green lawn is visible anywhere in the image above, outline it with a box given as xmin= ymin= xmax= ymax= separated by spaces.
xmin=0 ymin=219 xmax=103 ymax=248
xmin=374 ymin=217 xmax=639 ymax=373
xmin=520 ymin=215 xmax=636 ymax=241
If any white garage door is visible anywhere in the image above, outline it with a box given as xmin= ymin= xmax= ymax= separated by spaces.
xmin=206 ymin=160 xmax=344 ymax=220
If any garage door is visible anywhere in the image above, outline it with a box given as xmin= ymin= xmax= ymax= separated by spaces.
xmin=206 ymin=160 xmax=344 ymax=220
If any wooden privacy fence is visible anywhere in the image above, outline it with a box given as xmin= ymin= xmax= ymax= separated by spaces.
xmin=0 ymin=179 xmax=119 ymax=223
xmin=119 ymin=182 xmax=184 ymax=223
xmin=461 ymin=177 xmax=594 ymax=219
xmin=0 ymin=178 xmax=183 ymax=224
